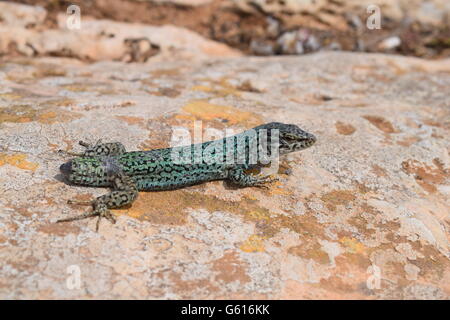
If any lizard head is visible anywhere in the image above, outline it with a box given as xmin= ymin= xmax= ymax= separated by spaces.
xmin=255 ymin=122 xmax=316 ymax=155
xmin=60 ymin=156 xmax=114 ymax=186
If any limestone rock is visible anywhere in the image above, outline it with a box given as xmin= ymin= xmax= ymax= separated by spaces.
xmin=0 ymin=51 xmax=449 ymax=299
xmin=0 ymin=3 xmax=241 ymax=62
xmin=0 ymin=2 xmax=47 ymax=28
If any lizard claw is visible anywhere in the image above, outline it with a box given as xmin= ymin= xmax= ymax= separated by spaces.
xmin=254 ymin=175 xmax=279 ymax=189
xmin=57 ymin=203 xmax=116 ymax=232
xmin=96 ymin=209 xmax=116 ymax=232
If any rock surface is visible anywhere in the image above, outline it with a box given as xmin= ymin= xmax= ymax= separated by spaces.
xmin=0 ymin=51 xmax=449 ymax=299
xmin=0 ymin=2 xmax=47 ymax=27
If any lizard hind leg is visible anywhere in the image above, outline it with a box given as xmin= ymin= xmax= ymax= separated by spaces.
xmin=57 ymin=173 xmax=138 ymax=231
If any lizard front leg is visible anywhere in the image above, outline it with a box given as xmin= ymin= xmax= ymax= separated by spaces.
xmin=227 ymin=167 xmax=278 ymax=188
xmin=60 ymin=140 xmax=126 ymax=157
xmin=57 ymin=172 xmax=138 ymax=231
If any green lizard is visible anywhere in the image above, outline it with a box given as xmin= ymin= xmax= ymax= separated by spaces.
xmin=57 ymin=122 xmax=316 ymax=230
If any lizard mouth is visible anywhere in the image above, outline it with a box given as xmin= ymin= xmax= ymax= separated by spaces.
xmin=60 ymin=161 xmax=72 ymax=176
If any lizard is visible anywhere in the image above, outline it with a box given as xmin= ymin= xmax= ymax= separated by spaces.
xmin=57 ymin=122 xmax=316 ymax=230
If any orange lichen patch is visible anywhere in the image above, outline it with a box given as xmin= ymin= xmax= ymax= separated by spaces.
xmin=243 ymin=193 xmax=257 ymax=201
xmin=115 ymin=188 xmax=323 ymax=242
xmin=116 ymin=191 xmax=191 ymax=225
xmin=149 ymin=68 xmax=180 ymax=78
xmin=397 ymin=136 xmax=420 ymax=147
xmin=339 ymin=237 xmax=366 ymax=254
xmin=274 ymin=213 xmax=327 ymax=240
xmin=335 ymin=121 xmax=356 ymax=135
xmin=236 ymin=80 xmax=264 ymax=93
xmin=318 ymin=275 xmax=363 ymax=296
xmin=4 ymin=253 xmax=39 ymax=274
xmin=336 ymin=250 xmax=372 ymax=272
xmin=115 ymin=189 xmax=270 ymax=226
xmin=348 ymin=214 xmax=375 ymax=236
xmin=147 ymin=87 xmax=181 ymax=98
xmin=211 ymin=250 xmax=251 ymax=284
xmin=0 ymin=105 xmax=36 ymax=123
xmin=423 ymin=119 xmax=444 ymax=128
xmin=67 ymin=193 xmax=94 ymax=204
xmin=385 ymin=59 xmax=410 ymax=76
xmin=320 ymin=190 xmax=356 ymax=211
xmin=0 ymin=92 xmax=22 ymax=100
xmin=0 ymin=104 xmax=81 ymax=124
xmin=355 ymin=182 xmax=372 ymax=194
xmin=39 ymin=109 xmax=81 ymax=124
xmin=32 ymin=64 xmax=67 ymax=78
xmin=239 ymin=234 xmax=266 ymax=253
xmin=246 ymin=210 xmax=271 ymax=221
xmin=6 ymin=205 xmax=34 ymax=217
xmin=401 ymin=159 xmax=448 ymax=193
xmin=182 ymin=100 xmax=259 ymax=126
xmin=192 ymin=77 xmax=242 ymax=98
xmin=371 ymin=164 xmax=388 ymax=177
xmin=39 ymin=98 xmax=75 ymax=108
xmin=37 ymin=223 xmax=81 ymax=236
xmin=338 ymin=100 xmax=369 ymax=108
xmin=255 ymin=220 xmax=279 ymax=239
xmin=115 ymin=116 xmax=146 ymax=127
xmin=269 ymin=180 xmax=293 ymax=195
xmin=60 ymin=83 xmax=90 ymax=92
xmin=408 ymin=243 xmax=449 ymax=280
xmin=166 ymin=271 xmax=219 ymax=298
xmin=0 ymin=153 xmax=38 ymax=171
xmin=0 ymin=235 xmax=7 ymax=244
xmin=278 ymin=162 xmax=293 ymax=175
xmin=192 ymin=85 xmax=215 ymax=93
xmin=288 ymin=242 xmax=330 ymax=265
xmin=363 ymin=115 xmax=396 ymax=133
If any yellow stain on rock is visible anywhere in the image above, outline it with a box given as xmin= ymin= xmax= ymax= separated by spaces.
xmin=269 ymin=180 xmax=292 ymax=195
xmin=0 ymin=92 xmax=22 ymax=100
xmin=0 ymin=105 xmax=81 ymax=124
xmin=182 ymin=100 xmax=254 ymax=125
xmin=246 ymin=210 xmax=271 ymax=221
xmin=115 ymin=116 xmax=146 ymax=127
xmin=0 ymin=153 xmax=39 ymax=171
xmin=192 ymin=85 xmax=215 ymax=93
xmin=320 ymin=190 xmax=356 ymax=211
xmin=239 ymin=234 xmax=266 ymax=253
xmin=192 ymin=77 xmax=242 ymax=98
xmin=339 ymin=237 xmax=366 ymax=254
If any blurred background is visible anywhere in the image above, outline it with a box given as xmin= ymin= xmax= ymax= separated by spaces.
xmin=2 ymin=0 xmax=450 ymax=61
